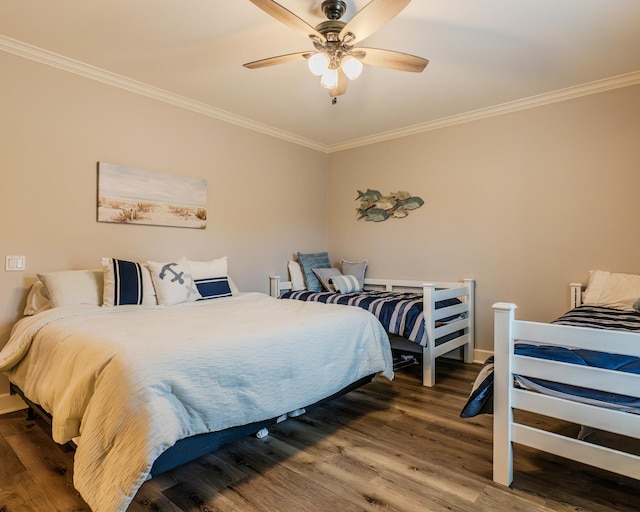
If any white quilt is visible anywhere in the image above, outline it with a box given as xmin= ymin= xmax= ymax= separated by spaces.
xmin=0 ymin=292 xmax=393 ymax=512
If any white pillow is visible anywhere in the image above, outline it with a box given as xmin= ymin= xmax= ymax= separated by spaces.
xmin=184 ymin=256 xmax=233 ymax=299
xmin=188 ymin=256 xmax=227 ymax=279
xmin=147 ymin=259 xmax=202 ymax=306
xmin=582 ymin=270 xmax=640 ymax=311
xmin=101 ymin=258 xmax=157 ymax=306
xmin=37 ymin=269 xmax=103 ymax=308
xmin=288 ymin=261 xmax=306 ymax=291
xmin=23 ymin=280 xmax=52 ymax=315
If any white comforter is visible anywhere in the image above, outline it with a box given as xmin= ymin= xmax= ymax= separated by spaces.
xmin=0 ymin=292 xmax=393 ymax=512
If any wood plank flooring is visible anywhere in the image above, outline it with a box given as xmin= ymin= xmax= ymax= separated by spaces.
xmin=1 ymin=360 xmax=639 ymax=511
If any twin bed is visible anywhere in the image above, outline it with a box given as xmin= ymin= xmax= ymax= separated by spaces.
xmin=462 ymin=272 xmax=640 ymax=486
xmin=269 ymin=275 xmax=476 ymax=387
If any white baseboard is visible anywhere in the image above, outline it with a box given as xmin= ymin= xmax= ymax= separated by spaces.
xmin=0 ymin=392 xmax=27 ymax=415
xmin=473 ymin=348 xmax=493 ymax=364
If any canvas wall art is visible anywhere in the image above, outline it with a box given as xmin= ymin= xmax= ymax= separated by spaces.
xmin=97 ymin=162 xmax=207 ymax=229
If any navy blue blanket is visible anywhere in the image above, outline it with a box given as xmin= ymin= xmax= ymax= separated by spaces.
xmin=460 ymin=306 xmax=640 ymax=418
xmin=281 ymin=290 xmax=461 ymax=347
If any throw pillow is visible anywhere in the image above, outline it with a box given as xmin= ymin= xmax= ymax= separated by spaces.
xmin=341 ymin=259 xmax=368 ymax=289
xmin=186 ymin=256 xmax=232 ymax=299
xmin=147 ymin=259 xmax=202 ymax=306
xmin=297 ymin=251 xmax=331 ymax=292
xmin=331 ymin=274 xmax=362 ymax=294
xmin=288 ymin=261 xmax=306 ymax=291
xmin=313 ymin=267 xmax=343 ymax=291
xmin=102 ymin=258 xmax=157 ymax=306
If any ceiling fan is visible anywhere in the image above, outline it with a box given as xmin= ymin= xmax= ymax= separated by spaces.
xmin=243 ymin=0 xmax=429 ymax=103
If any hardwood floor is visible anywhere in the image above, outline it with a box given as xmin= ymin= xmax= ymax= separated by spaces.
xmin=1 ymin=360 xmax=639 ymax=511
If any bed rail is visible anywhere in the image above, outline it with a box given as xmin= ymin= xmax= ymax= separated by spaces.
xmin=492 ymin=302 xmax=640 ymax=486
xmin=269 ymin=275 xmax=475 ymax=387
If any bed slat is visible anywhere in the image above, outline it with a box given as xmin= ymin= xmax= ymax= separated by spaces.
xmin=512 ymin=355 xmax=640 ymax=398
xmin=513 ymin=424 xmax=640 ymax=480
xmin=512 ymin=388 xmax=640 ymax=438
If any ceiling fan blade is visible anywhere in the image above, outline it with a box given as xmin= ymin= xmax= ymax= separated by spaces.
xmin=250 ymin=0 xmax=326 ymax=42
xmin=243 ymin=52 xmax=312 ymax=69
xmin=358 ymin=47 xmax=429 ymax=72
xmin=329 ymin=68 xmax=348 ymax=97
xmin=340 ymin=0 xmax=411 ymax=44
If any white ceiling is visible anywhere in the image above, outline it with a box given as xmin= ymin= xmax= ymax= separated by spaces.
xmin=2 ymin=1 xmax=640 ymax=151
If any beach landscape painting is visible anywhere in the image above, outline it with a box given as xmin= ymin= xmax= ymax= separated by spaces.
xmin=97 ymin=162 xmax=207 ymax=229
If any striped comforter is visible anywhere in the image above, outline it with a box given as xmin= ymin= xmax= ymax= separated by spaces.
xmin=460 ymin=306 xmax=640 ymax=418
xmin=281 ymin=290 xmax=460 ymax=347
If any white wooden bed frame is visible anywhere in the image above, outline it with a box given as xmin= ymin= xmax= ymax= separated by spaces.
xmin=493 ymin=284 xmax=640 ymax=485
xmin=269 ymin=275 xmax=475 ymax=387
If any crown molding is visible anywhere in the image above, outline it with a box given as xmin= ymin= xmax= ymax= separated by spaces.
xmin=2 ymin=35 xmax=639 ymax=155
xmin=327 ymin=70 xmax=640 ymax=153
xmin=0 ymin=35 xmax=327 ymax=153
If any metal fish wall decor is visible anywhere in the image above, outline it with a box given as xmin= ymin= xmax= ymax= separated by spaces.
xmin=355 ymin=189 xmax=424 ymax=222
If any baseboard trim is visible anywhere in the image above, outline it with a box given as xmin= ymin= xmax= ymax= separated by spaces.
xmin=474 ymin=349 xmax=493 ymax=364
xmin=0 ymin=392 xmax=27 ymax=415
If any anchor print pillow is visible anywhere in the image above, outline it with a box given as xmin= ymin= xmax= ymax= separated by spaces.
xmin=147 ymin=259 xmax=202 ymax=306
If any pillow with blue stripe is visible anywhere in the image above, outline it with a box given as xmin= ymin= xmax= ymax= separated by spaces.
xmin=186 ymin=256 xmax=233 ymax=300
xmin=101 ymin=257 xmax=157 ymax=306
xmin=330 ymin=274 xmax=362 ymax=293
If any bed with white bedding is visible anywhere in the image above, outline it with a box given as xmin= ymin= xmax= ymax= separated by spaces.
xmin=461 ymin=271 xmax=640 ymax=486
xmin=0 ymin=268 xmax=393 ymax=512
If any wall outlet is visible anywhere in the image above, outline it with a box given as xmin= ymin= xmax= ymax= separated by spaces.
xmin=5 ymin=255 xmax=26 ymax=271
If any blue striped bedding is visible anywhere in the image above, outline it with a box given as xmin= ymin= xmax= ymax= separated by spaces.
xmin=280 ymin=290 xmax=461 ymax=347
xmin=460 ymin=306 xmax=640 ymax=418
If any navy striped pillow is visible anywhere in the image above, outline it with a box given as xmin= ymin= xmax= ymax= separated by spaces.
xmin=112 ymin=259 xmax=144 ymax=305
xmin=195 ymin=276 xmax=232 ymax=300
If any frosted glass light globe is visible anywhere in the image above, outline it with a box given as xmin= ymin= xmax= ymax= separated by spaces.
xmin=341 ymin=56 xmax=363 ymax=80
xmin=308 ymin=52 xmax=330 ymax=76
xmin=320 ymin=68 xmax=339 ymax=89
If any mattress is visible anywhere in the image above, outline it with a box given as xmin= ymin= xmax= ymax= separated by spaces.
xmin=460 ymin=306 xmax=640 ymax=418
xmin=281 ymin=290 xmax=461 ymax=346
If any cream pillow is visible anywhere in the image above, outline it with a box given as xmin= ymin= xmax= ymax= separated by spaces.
xmin=582 ymin=270 xmax=640 ymax=311
xmin=23 ymin=280 xmax=52 ymax=315
xmin=37 ymin=269 xmax=103 ymax=308
xmin=288 ymin=260 xmax=306 ymax=291
xmin=147 ymin=259 xmax=201 ymax=306
xmin=185 ymin=256 xmax=234 ymax=299
xmin=101 ymin=258 xmax=157 ymax=306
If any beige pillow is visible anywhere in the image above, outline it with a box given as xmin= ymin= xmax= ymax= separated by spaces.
xmin=37 ymin=269 xmax=103 ymax=308
xmin=582 ymin=270 xmax=640 ymax=311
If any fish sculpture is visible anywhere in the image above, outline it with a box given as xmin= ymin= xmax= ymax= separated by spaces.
xmin=356 ymin=190 xmax=424 ymax=222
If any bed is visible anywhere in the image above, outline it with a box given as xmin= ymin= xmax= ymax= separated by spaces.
xmin=270 ymin=274 xmax=475 ymax=387
xmin=461 ymin=271 xmax=640 ymax=486
xmin=0 ymin=258 xmax=393 ymax=512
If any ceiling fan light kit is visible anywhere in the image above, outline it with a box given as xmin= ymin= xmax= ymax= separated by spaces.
xmin=244 ymin=0 xmax=428 ymax=103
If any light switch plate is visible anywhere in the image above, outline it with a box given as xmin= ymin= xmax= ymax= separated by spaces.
xmin=5 ymin=255 xmax=26 ymax=271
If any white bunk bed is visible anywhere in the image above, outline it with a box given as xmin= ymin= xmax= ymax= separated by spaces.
xmin=270 ymin=275 xmax=475 ymax=387
xmin=492 ymin=282 xmax=640 ymax=486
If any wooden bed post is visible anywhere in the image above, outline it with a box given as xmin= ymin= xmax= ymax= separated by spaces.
xmin=422 ymin=283 xmax=436 ymax=387
xmin=269 ymin=275 xmax=281 ymax=298
xmin=463 ymin=278 xmax=475 ymax=364
xmin=492 ymin=302 xmax=516 ymax=486
xmin=570 ymin=282 xmax=583 ymax=309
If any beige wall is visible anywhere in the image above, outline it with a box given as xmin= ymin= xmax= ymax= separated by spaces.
xmin=328 ymin=84 xmax=640 ymax=354
xmin=2 ymin=47 xmax=639 ymax=380
xmin=0 ymin=51 xmax=329 ymax=356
